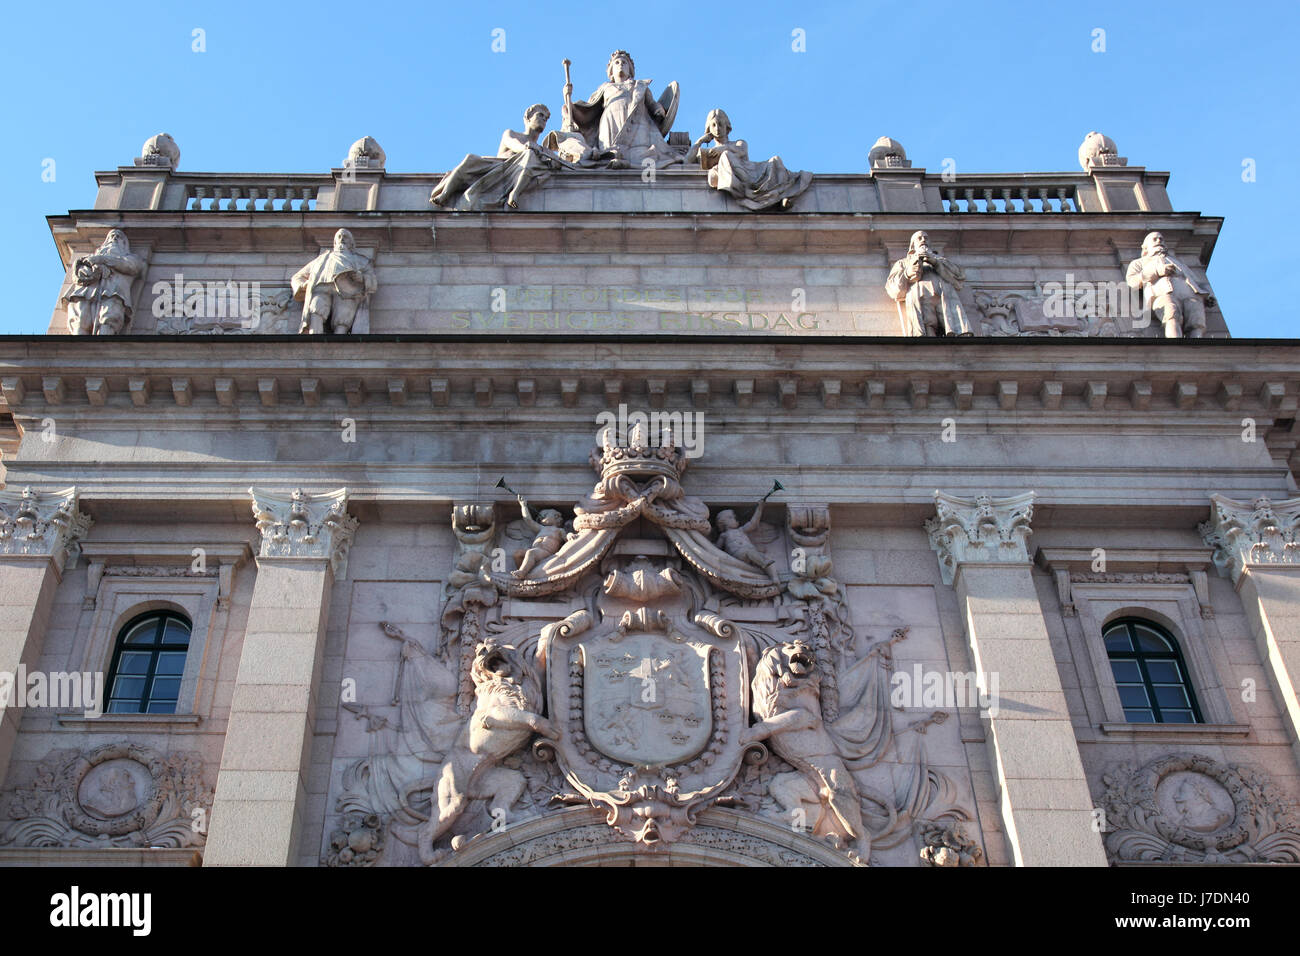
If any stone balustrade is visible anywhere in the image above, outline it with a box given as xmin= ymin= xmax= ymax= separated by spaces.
xmin=937 ymin=175 xmax=1084 ymax=213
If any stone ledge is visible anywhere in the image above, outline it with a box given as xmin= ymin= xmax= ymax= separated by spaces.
xmin=56 ymin=714 xmax=203 ymax=732
xmin=1096 ymin=722 xmax=1251 ymax=740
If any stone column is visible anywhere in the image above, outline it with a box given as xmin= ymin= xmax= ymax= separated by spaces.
xmin=204 ymin=488 xmax=356 ymax=867
xmin=1201 ymin=495 xmax=1300 ymax=766
xmin=0 ymin=487 xmax=91 ymax=788
xmin=927 ymin=491 xmax=1108 ymax=866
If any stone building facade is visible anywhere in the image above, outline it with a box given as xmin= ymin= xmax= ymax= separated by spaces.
xmin=1 ymin=68 xmax=1298 ymax=866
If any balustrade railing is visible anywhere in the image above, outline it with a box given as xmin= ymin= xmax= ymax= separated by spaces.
xmin=181 ymin=175 xmax=327 ymax=211
xmin=938 ymin=175 xmax=1085 ymax=213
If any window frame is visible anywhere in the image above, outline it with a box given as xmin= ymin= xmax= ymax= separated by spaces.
xmin=1062 ymin=578 xmax=1240 ymax=728
xmin=1103 ymin=616 xmax=1204 ymax=724
xmin=104 ymin=610 xmax=194 ymax=715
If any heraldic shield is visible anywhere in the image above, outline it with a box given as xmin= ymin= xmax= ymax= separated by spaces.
xmin=540 ymin=558 xmax=758 ymax=845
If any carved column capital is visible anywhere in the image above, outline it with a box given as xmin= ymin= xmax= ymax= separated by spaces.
xmin=249 ymin=487 xmax=358 ymax=579
xmin=925 ymin=490 xmax=1036 ymax=586
xmin=1199 ymin=493 xmax=1300 ymax=584
xmin=0 ymin=486 xmax=92 ymax=571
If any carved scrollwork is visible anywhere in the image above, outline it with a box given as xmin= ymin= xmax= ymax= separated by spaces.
xmin=0 ymin=743 xmax=211 ymax=849
xmin=1101 ymin=753 xmax=1300 ymax=863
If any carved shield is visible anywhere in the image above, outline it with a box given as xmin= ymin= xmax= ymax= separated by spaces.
xmin=546 ymin=603 xmax=753 ymax=807
xmin=584 ymin=631 xmax=711 ymax=766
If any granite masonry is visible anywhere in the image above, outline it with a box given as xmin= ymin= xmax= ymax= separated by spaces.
xmin=0 ymin=57 xmax=1297 ymax=867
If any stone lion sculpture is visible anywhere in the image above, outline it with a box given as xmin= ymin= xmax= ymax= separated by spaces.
xmin=417 ymin=640 xmax=557 ymax=864
xmin=746 ymin=639 xmax=871 ymax=862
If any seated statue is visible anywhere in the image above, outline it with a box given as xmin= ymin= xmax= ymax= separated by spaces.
xmin=430 ymin=104 xmax=572 ymax=211
xmin=555 ymin=50 xmax=684 ymax=169
xmin=885 ymin=231 xmax=972 ymax=337
xmin=686 ymin=109 xmax=811 ymax=211
xmin=1125 ymin=231 xmax=1213 ymax=338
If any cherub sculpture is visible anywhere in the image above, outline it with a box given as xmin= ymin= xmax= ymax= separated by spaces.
xmin=511 ymin=495 xmax=574 ymax=579
xmin=714 ymin=500 xmax=780 ymax=584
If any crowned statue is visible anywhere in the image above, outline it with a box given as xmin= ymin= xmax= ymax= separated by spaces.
xmin=547 ymin=51 xmax=686 ymax=169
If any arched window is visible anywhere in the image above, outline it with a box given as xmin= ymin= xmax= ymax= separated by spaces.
xmin=1103 ymin=618 xmax=1202 ymax=724
xmin=104 ymin=611 xmax=192 ymax=714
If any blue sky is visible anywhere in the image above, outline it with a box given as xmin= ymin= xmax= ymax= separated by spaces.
xmin=2 ymin=0 xmax=1295 ymax=336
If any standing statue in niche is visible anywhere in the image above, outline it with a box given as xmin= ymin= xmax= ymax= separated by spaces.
xmin=1125 ymin=231 xmax=1213 ymax=338
xmin=686 ymin=109 xmax=811 ymax=211
xmin=885 ymin=230 xmax=972 ymax=337
xmin=63 ymin=230 xmax=145 ymax=336
xmin=553 ymin=50 xmax=684 ymax=169
xmin=430 ymin=104 xmax=577 ymax=211
xmin=292 ymin=228 xmax=378 ymax=335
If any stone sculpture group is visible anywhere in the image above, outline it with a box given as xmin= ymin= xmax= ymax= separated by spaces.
xmin=329 ymin=425 xmax=979 ymax=866
xmin=60 ymin=57 xmax=1215 ymax=341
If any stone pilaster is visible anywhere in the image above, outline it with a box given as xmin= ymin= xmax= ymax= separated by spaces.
xmin=204 ymin=488 xmax=356 ymax=866
xmin=0 ymin=487 xmax=91 ymax=787
xmin=926 ymin=491 xmax=1107 ymax=866
xmin=1201 ymin=494 xmax=1300 ymax=765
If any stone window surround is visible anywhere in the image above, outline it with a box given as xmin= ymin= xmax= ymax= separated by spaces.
xmin=1036 ymin=547 xmax=1249 ymax=738
xmin=57 ymin=542 xmax=249 ymax=731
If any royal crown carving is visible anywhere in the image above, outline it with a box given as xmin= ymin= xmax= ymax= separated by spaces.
xmin=328 ymin=433 xmax=976 ymax=866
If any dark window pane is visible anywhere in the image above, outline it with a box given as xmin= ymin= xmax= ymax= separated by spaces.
xmin=108 ymin=613 xmax=194 ymax=713
xmin=1118 ymin=685 xmax=1151 ymax=708
xmin=162 ymin=620 xmax=191 ymax=647
xmin=1154 ymin=685 xmax=1190 ymax=708
xmin=115 ymin=651 xmax=152 ymax=675
xmin=1145 ymin=660 xmax=1182 ymax=683
xmin=1110 ymin=660 xmax=1141 ymax=682
xmin=110 ymin=676 xmax=145 ymax=699
xmin=122 ymin=620 xmax=159 ymax=645
xmin=1104 ymin=630 xmax=1133 ymax=652
xmin=1124 ymin=708 xmax=1155 ymax=723
xmin=1162 ymin=709 xmax=1195 ymax=723
xmin=154 ymin=652 xmax=187 ymax=676
xmin=149 ymin=677 xmax=181 ymax=699
xmin=1134 ymin=626 xmax=1172 ymax=652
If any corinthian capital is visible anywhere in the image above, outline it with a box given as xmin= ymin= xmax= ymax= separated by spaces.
xmin=925 ymin=490 xmax=1035 ymax=586
xmin=0 ymin=486 xmax=92 ymax=570
xmin=1199 ymin=493 xmax=1300 ymax=583
xmin=249 ymin=487 xmax=358 ymax=578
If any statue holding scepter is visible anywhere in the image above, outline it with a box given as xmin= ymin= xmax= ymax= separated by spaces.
xmin=546 ymin=51 xmax=685 ymax=169
xmin=562 ymin=58 xmax=574 ymax=131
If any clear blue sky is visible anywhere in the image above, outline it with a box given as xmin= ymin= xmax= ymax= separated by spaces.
xmin=2 ymin=0 xmax=1295 ymax=336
